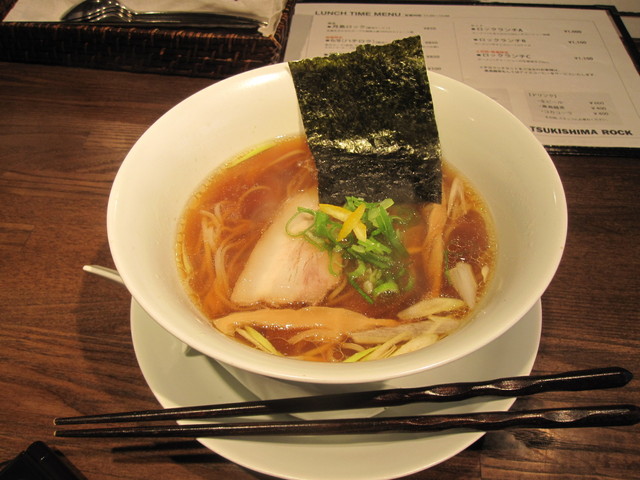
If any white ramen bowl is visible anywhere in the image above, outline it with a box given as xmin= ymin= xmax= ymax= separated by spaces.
xmin=108 ymin=63 xmax=566 ymax=392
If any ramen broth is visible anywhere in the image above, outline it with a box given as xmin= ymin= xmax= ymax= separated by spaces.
xmin=176 ymin=136 xmax=496 ymax=362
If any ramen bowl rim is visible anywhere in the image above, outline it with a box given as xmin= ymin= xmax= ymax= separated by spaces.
xmin=107 ymin=63 xmax=567 ymax=385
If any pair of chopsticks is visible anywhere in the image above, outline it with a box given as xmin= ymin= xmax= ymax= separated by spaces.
xmin=54 ymin=367 xmax=639 ymax=438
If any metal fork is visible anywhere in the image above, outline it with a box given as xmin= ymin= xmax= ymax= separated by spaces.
xmin=61 ymin=0 xmax=265 ymax=30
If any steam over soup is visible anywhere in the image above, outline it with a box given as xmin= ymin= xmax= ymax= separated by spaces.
xmin=176 ymin=136 xmax=496 ymax=362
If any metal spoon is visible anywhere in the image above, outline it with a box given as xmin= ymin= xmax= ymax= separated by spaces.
xmin=61 ymin=0 xmax=265 ymax=30
xmin=82 ymin=265 xmax=124 ymax=285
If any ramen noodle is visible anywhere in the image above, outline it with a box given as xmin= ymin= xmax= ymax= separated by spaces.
xmin=176 ymin=136 xmax=496 ymax=362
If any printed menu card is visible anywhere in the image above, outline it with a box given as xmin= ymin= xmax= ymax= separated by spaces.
xmin=285 ymin=3 xmax=640 ymax=153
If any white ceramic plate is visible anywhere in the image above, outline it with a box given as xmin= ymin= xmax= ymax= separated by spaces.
xmin=131 ymin=299 xmax=541 ymax=480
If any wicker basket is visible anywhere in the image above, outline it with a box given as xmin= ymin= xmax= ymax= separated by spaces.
xmin=0 ymin=0 xmax=296 ymax=79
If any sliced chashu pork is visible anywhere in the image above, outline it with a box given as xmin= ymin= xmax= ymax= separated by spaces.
xmin=230 ymin=188 xmax=341 ymax=306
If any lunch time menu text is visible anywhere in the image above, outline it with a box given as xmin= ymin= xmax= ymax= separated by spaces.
xmin=285 ymin=4 xmax=640 ymax=150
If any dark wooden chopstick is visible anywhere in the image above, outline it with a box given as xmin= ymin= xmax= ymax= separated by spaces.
xmin=54 ymin=405 xmax=640 ymax=438
xmin=54 ymin=367 xmax=631 ymax=425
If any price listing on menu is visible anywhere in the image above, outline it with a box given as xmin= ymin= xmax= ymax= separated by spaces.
xmin=285 ymin=3 xmax=640 ymax=152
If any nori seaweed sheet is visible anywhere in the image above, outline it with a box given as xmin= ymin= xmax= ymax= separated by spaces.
xmin=289 ymin=36 xmax=442 ymax=205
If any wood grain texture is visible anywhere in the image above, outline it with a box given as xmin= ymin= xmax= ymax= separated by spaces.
xmin=1 ymin=60 xmax=639 ymax=480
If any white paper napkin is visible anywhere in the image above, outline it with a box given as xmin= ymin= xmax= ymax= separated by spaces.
xmin=4 ymin=0 xmax=287 ymax=36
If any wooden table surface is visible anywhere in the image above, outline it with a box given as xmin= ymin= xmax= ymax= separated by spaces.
xmin=1 ymin=56 xmax=639 ymax=479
